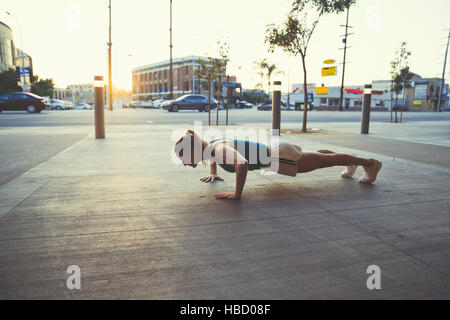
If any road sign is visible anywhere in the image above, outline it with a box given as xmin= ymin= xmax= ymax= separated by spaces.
xmin=316 ymin=87 xmax=328 ymax=94
xmin=20 ymin=67 xmax=30 ymax=75
xmin=308 ymin=93 xmax=313 ymax=103
xmin=322 ymin=66 xmax=337 ymax=77
xmin=292 ymin=83 xmax=316 ymax=95
xmin=323 ymin=59 xmax=335 ymax=64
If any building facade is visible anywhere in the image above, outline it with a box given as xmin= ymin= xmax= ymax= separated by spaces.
xmin=131 ymin=55 xmax=241 ymax=101
xmin=67 ymin=84 xmax=95 ymax=104
xmin=290 ymin=73 xmax=446 ymax=111
xmin=290 ymin=83 xmax=391 ymax=110
xmin=0 ymin=21 xmax=15 ymax=72
xmin=409 ymin=77 xmax=443 ymax=111
xmin=53 ymin=87 xmax=71 ymax=100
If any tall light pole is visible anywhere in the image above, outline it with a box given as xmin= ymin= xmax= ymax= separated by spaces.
xmin=438 ymin=29 xmax=449 ymax=112
xmin=108 ymin=0 xmax=113 ymax=111
xmin=6 ymin=11 xmax=27 ymax=93
xmin=169 ymin=0 xmax=173 ymax=99
xmin=338 ymin=7 xmax=353 ymax=112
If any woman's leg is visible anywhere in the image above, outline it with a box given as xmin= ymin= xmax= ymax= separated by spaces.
xmin=296 ymin=152 xmax=382 ymax=184
xmin=297 ymin=152 xmax=373 ymax=173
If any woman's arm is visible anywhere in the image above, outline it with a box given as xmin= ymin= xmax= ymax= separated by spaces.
xmin=200 ymin=161 xmax=224 ymax=183
xmin=233 ymin=162 xmax=248 ymax=200
xmin=214 ymin=144 xmax=249 ymax=200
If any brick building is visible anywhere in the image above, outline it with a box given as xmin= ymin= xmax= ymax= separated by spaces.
xmin=131 ymin=55 xmax=241 ymax=101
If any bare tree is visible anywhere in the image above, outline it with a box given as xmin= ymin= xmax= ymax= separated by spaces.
xmin=265 ymin=0 xmax=356 ymax=132
xmin=195 ymin=57 xmax=216 ymax=126
xmin=390 ymin=42 xmax=411 ymax=123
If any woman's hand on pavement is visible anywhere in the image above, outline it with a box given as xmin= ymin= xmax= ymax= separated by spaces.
xmin=215 ymin=192 xmax=239 ymax=200
xmin=200 ymin=175 xmax=224 ymax=183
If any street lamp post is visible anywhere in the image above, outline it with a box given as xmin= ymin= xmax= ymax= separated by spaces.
xmin=94 ymin=76 xmax=105 ymax=139
xmin=272 ymin=81 xmax=282 ymax=136
xmin=169 ymin=0 xmax=174 ymax=99
xmin=107 ymin=0 xmax=113 ymax=111
xmin=361 ymin=85 xmax=372 ymax=134
xmin=437 ymin=29 xmax=449 ymax=112
xmin=6 ymin=11 xmax=27 ymax=92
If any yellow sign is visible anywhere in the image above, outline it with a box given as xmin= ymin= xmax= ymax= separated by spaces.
xmin=413 ymin=100 xmax=423 ymax=105
xmin=316 ymin=87 xmax=328 ymax=94
xmin=323 ymin=59 xmax=335 ymax=65
xmin=322 ymin=66 xmax=337 ymax=77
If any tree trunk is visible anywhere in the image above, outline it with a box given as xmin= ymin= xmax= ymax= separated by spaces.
xmin=395 ymin=93 xmax=399 ymax=123
xmin=208 ymin=76 xmax=211 ymax=126
xmin=226 ymin=75 xmax=229 ymax=126
xmin=301 ymin=56 xmax=308 ymax=133
xmin=216 ymin=76 xmax=220 ymax=126
xmin=390 ymin=79 xmax=393 ymax=123
xmin=400 ymin=83 xmax=406 ymax=123
xmin=260 ymin=67 xmax=264 ymax=104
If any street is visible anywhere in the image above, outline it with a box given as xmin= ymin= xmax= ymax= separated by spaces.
xmin=1 ymin=108 xmax=450 ymax=127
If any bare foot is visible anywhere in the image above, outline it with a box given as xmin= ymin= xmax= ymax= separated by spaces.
xmin=359 ymin=159 xmax=382 ymax=184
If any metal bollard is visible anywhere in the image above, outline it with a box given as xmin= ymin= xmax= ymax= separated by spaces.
xmin=94 ymin=76 xmax=105 ymax=139
xmin=361 ymin=84 xmax=372 ymax=134
xmin=272 ymin=81 xmax=282 ymax=136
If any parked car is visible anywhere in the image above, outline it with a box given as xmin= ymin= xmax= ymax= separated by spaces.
xmin=152 ymin=99 xmax=167 ymax=109
xmin=50 ymin=99 xmax=68 ymax=110
xmin=236 ymin=101 xmax=251 ymax=109
xmin=162 ymin=94 xmax=217 ymax=112
xmin=0 ymin=92 xmax=49 ymax=113
xmin=73 ymin=103 xmax=93 ymax=110
xmin=257 ymin=103 xmax=272 ymax=111
xmin=126 ymin=101 xmax=140 ymax=108
xmin=139 ymin=100 xmax=154 ymax=109
xmin=245 ymin=102 xmax=256 ymax=109
xmin=62 ymin=100 xmax=73 ymax=110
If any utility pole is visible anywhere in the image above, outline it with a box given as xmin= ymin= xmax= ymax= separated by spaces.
xmin=108 ymin=0 xmax=113 ymax=111
xmin=226 ymin=75 xmax=229 ymax=126
xmin=287 ymin=69 xmax=291 ymax=110
xmin=338 ymin=7 xmax=353 ymax=112
xmin=169 ymin=0 xmax=174 ymax=99
xmin=438 ymin=29 xmax=449 ymax=112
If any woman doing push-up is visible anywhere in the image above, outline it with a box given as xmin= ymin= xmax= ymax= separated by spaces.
xmin=174 ymin=129 xmax=382 ymax=201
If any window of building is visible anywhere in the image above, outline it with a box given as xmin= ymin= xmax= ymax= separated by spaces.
xmin=185 ymin=66 xmax=189 ymax=75
xmin=328 ymin=98 xmax=340 ymax=107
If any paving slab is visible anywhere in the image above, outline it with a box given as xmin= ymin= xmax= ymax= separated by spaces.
xmin=0 ymin=123 xmax=449 ymax=299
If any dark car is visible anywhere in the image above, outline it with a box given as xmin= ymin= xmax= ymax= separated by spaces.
xmin=162 ymin=94 xmax=216 ymax=112
xmin=236 ymin=101 xmax=252 ymax=109
xmin=257 ymin=103 xmax=272 ymax=111
xmin=0 ymin=92 xmax=49 ymax=113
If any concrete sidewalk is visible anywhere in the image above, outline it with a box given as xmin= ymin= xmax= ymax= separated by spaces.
xmin=0 ymin=123 xmax=449 ymax=299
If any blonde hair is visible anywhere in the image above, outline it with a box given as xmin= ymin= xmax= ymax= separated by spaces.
xmin=174 ymin=129 xmax=208 ymax=165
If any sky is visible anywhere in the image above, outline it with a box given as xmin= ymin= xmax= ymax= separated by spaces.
xmin=1 ymin=0 xmax=449 ymax=92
